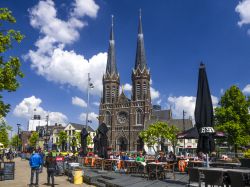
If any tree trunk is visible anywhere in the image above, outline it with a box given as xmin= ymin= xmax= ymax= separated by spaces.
xmin=234 ymin=144 xmax=238 ymax=158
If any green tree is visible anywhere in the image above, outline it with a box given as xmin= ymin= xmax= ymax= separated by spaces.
xmin=10 ymin=134 xmax=21 ymax=148
xmin=0 ymin=117 xmax=12 ymax=147
xmin=139 ymin=121 xmax=169 ymax=154
xmin=0 ymin=8 xmax=24 ymax=117
xmin=214 ymin=85 xmax=250 ymax=156
xmin=58 ymin=131 xmax=68 ymax=147
xmin=29 ymin=132 xmax=39 ymax=147
xmin=166 ymin=125 xmax=179 ymax=154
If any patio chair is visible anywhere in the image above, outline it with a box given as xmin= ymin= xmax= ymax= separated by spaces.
xmin=126 ymin=161 xmax=137 ymax=174
xmin=94 ymin=158 xmax=102 ymax=169
xmin=104 ymin=160 xmax=113 ymax=171
xmin=228 ymin=171 xmax=245 ymax=187
xmin=163 ymin=162 xmax=176 ymax=180
xmin=188 ymin=167 xmax=201 ymax=187
xmin=202 ymin=170 xmax=224 ymax=187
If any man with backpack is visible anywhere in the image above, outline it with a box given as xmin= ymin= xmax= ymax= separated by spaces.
xmin=45 ymin=152 xmax=57 ymax=187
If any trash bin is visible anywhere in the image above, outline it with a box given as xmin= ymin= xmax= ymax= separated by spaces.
xmin=72 ymin=167 xmax=83 ymax=184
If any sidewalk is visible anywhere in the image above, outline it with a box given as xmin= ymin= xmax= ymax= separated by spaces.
xmin=1 ymin=158 xmax=95 ymax=187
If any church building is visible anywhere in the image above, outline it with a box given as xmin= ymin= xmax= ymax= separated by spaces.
xmin=99 ymin=13 xmax=151 ymax=152
xmin=99 ymin=13 xmax=193 ymax=152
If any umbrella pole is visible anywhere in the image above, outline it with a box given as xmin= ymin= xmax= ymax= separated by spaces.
xmin=206 ymin=153 xmax=209 ymax=168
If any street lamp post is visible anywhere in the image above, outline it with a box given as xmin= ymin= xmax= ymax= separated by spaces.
xmin=17 ymin=124 xmax=21 ymax=152
xmin=183 ymin=110 xmax=186 ymax=155
xmin=85 ymin=73 xmax=94 ymax=131
xmin=45 ymin=113 xmax=49 ymax=151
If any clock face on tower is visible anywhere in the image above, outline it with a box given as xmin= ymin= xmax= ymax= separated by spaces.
xmin=117 ymin=111 xmax=128 ymax=124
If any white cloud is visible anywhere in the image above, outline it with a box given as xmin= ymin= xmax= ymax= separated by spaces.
xmin=167 ymin=95 xmax=219 ymax=120
xmin=49 ymin=112 xmax=68 ymax=125
xmin=13 ymin=96 xmax=68 ymax=124
xmin=25 ymin=0 xmax=106 ymax=96
xmin=93 ymin=102 xmax=100 ymax=106
xmin=71 ymin=0 xmax=99 ymax=18
xmin=156 ymin=99 xmax=162 ymax=105
xmin=123 ymin=83 xmax=132 ymax=91
xmin=150 ymin=87 xmax=160 ymax=100
xmin=72 ymin=96 xmax=87 ymax=108
xmin=243 ymin=84 xmax=250 ymax=94
xmin=236 ymin=0 xmax=250 ymax=27
xmin=79 ymin=112 xmax=98 ymax=129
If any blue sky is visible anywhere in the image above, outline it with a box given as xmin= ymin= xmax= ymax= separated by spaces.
xmin=2 ymin=0 xmax=250 ymax=133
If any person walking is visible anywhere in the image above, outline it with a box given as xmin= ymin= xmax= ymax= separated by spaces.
xmin=45 ymin=152 xmax=56 ymax=187
xmin=29 ymin=150 xmax=42 ymax=187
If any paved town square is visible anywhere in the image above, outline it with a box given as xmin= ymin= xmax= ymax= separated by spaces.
xmin=1 ymin=0 xmax=250 ymax=187
xmin=0 ymin=158 xmax=94 ymax=187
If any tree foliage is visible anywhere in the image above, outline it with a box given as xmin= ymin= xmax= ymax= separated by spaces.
xmin=214 ymin=85 xmax=250 ymax=155
xmin=57 ymin=131 xmax=68 ymax=146
xmin=0 ymin=8 xmax=24 ymax=117
xmin=10 ymin=134 xmax=21 ymax=148
xmin=139 ymin=121 xmax=179 ymax=154
xmin=0 ymin=117 xmax=12 ymax=147
xmin=29 ymin=132 xmax=39 ymax=147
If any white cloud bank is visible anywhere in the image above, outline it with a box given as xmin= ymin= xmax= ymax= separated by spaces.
xmin=243 ymin=84 xmax=250 ymax=94
xmin=236 ymin=0 xmax=250 ymax=34
xmin=79 ymin=112 xmax=99 ymax=129
xmin=25 ymin=0 xmax=106 ymax=95
xmin=13 ymin=96 xmax=68 ymax=125
xmin=72 ymin=96 xmax=87 ymax=108
xmin=167 ymin=95 xmax=219 ymax=120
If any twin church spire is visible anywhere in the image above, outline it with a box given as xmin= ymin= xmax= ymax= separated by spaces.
xmin=105 ymin=15 xmax=118 ymax=76
xmin=103 ymin=11 xmax=150 ymax=104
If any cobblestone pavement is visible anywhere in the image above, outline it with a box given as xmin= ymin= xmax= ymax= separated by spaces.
xmin=0 ymin=158 xmax=95 ymax=187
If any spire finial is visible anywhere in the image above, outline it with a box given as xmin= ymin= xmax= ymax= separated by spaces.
xmin=139 ymin=8 xmax=142 ymax=19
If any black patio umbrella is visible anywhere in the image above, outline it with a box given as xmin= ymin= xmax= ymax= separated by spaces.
xmin=80 ymin=127 xmax=89 ymax=156
xmin=97 ymin=122 xmax=109 ymax=159
xmin=195 ymin=63 xmax=215 ymax=156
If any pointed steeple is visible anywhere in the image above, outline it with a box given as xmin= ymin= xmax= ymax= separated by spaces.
xmin=106 ymin=15 xmax=118 ymax=76
xmin=134 ymin=9 xmax=147 ymax=71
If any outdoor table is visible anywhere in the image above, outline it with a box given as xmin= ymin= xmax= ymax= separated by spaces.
xmin=209 ymin=161 xmax=241 ymax=168
xmin=196 ymin=167 xmax=250 ymax=187
xmin=188 ymin=160 xmax=205 ymax=167
xmin=147 ymin=162 xmax=168 ymax=180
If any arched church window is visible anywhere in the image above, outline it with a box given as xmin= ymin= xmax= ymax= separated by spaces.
xmin=112 ymin=86 xmax=116 ymax=103
xmin=136 ymin=109 xmax=143 ymax=125
xmin=143 ymin=82 xmax=147 ymax=98
xmin=105 ymin=111 xmax=112 ymax=126
xmin=106 ymin=86 xmax=110 ymax=103
xmin=136 ymin=82 xmax=141 ymax=100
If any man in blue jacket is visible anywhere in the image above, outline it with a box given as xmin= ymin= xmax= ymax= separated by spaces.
xmin=29 ymin=150 xmax=42 ymax=187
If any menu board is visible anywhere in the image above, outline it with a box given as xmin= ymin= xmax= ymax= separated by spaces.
xmin=4 ymin=162 xmax=15 ymax=180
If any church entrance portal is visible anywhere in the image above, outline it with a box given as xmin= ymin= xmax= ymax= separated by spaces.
xmin=117 ymin=137 xmax=128 ymax=152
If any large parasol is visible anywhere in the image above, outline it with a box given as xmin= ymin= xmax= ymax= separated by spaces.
xmin=194 ymin=63 xmax=215 ymax=166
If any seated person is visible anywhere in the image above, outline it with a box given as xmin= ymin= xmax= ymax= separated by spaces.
xmin=168 ymin=151 xmax=176 ymax=161
xmin=136 ymin=152 xmax=145 ymax=162
xmin=158 ymin=152 xmax=167 ymax=162
xmin=120 ymin=152 xmax=129 ymax=161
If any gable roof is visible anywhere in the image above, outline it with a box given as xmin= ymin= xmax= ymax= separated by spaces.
xmin=67 ymin=122 xmax=95 ymax=132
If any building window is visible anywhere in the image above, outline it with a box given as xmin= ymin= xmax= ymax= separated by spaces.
xmin=136 ymin=82 xmax=141 ymax=100
xmin=112 ymin=86 xmax=116 ymax=103
xmin=143 ymin=82 xmax=147 ymax=98
xmin=69 ymin=130 xmax=71 ymax=136
xmin=136 ymin=109 xmax=143 ymax=125
xmin=105 ymin=111 xmax=112 ymax=126
xmin=106 ymin=86 xmax=110 ymax=103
